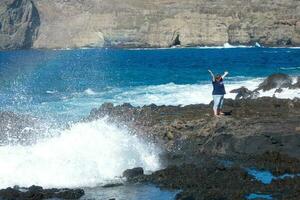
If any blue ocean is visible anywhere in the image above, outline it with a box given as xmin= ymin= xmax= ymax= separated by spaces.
xmin=1 ymin=47 xmax=300 ymax=122
xmin=0 ymin=47 xmax=299 ymax=199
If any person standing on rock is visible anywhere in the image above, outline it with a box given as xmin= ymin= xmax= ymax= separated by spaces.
xmin=208 ymin=69 xmax=229 ymax=116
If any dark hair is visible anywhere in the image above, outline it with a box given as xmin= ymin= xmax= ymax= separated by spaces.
xmin=215 ymin=75 xmax=222 ymax=81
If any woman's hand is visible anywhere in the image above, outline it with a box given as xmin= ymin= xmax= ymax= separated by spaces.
xmin=222 ymin=71 xmax=229 ymax=79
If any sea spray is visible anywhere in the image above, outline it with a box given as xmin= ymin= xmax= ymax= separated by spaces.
xmin=0 ymin=118 xmax=161 ymax=188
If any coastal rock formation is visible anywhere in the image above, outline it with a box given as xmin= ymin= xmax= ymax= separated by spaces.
xmin=255 ymin=73 xmax=294 ymax=91
xmin=129 ymin=152 xmax=300 ymax=200
xmin=123 ymin=167 xmax=144 ymax=180
xmin=87 ymin=97 xmax=300 ymax=159
xmin=0 ymin=185 xmax=84 ymax=200
xmin=31 ymin=0 xmax=300 ymax=49
xmin=1 ymin=0 xmax=300 ymax=49
xmin=230 ymin=74 xmax=300 ymax=99
xmin=0 ymin=0 xmax=40 ymax=50
xmin=86 ymin=71 xmax=300 ymax=161
xmin=230 ymin=86 xmax=258 ymax=100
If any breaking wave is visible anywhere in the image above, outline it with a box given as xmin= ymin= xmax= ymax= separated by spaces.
xmin=0 ymin=119 xmax=161 ymax=188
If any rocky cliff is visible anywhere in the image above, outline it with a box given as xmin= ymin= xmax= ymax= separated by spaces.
xmin=0 ymin=0 xmax=40 ymax=50
xmin=1 ymin=0 xmax=300 ymax=49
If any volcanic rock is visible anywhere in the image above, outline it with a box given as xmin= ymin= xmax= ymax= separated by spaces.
xmin=0 ymin=186 xmax=84 ymax=200
xmin=123 ymin=167 xmax=144 ymax=180
xmin=255 ymin=73 xmax=293 ymax=91
xmin=230 ymin=86 xmax=258 ymax=99
xmin=0 ymin=0 xmax=40 ymax=50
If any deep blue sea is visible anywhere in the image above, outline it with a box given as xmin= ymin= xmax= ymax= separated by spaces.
xmin=1 ymin=47 xmax=300 ymax=122
xmin=0 ymin=47 xmax=299 ymax=198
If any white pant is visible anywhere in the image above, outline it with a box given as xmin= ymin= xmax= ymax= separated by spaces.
xmin=213 ymin=95 xmax=224 ymax=112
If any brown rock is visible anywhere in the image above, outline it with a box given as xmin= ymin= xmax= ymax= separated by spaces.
xmin=1 ymin=0 xmax=297 ymax=49
xmin=0 ymin=0 xmax=40 ymax=50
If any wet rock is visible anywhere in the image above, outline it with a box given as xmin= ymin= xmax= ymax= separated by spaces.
xmin=53 ymin=188 xmax=85 ymax=199
xmin=131 ymin=152 xmax=300 ymax=200
xmin=230 ymin=86 xmax=257 ymax=99
xmin=166 ymin=131 xmax=174 ymax=140
xmin=102 ymin=183 xmax=124 ymax=188
xmin=275 ymin=88 xmax=283 ymax=93
xmin=87 ymin=97 xmax=300 ymax=159
xmin=255 ymin=73 xmax=293 ymax=91
xmin=0 ymin=186 xmax=84 ymax=200
xmin=0 ymin=187 xmax=20 ymax=200
xmin=123 ymin=167 xmax=144 ymax=179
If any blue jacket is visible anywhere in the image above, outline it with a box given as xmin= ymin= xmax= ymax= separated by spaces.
xmin=212 ymin=80 xmax=226 ymax=95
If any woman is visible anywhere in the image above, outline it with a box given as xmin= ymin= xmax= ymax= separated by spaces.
xmin=208 ymin=69 xmax=229 ymax=116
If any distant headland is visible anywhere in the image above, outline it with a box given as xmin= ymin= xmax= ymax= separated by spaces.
xmin=0 ymin=0 xmax=300 ymax=50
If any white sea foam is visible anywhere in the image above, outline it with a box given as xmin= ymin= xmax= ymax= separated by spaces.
xmin=46 ymin=90 xmax=58 ymax=94
xmin=84 ymin=88 xmax=97 ymax=95
xmin=109 ymin=79 xmax=263 ymax=106
xmin=32 ymin=77 xmax=300 ymax=121
xmin=0 ymin=119 xmax=160 ymax=188
xmin=259 ymin=88 xmax=300 ymax=99
xmin=113 ymin=77 xmax=300 ymax=106
xmin=280 ymin=66 xmax=300 ymax=70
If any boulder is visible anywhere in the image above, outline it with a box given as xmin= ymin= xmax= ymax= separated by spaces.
xmin=230 ymin=87 xmax=258 ymax=100
xmin=123 ymin=167 xmax=144 ymax=179
xmin=255 ymin=73 xmax=293 ymax=91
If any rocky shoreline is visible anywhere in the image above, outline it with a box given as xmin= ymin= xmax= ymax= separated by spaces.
xmin=84 ymin=74 xmax=300 ymax=200
xmin=0 ymin=74 xmax=300 ymax=199
xmin=86 ymin=94 xmax=300 ymax=199
xmin=88 ymin=95 xmax=300 ymax=200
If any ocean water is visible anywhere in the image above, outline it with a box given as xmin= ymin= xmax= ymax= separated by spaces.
xmin=0 ymin=47 xmax=300 ymax=194
xmin=1 ymin=47 xmax=300 ymax=122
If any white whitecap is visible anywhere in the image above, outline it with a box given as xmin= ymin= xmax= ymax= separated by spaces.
xmin=84 ymin=88 xmax=97 ymax=95
xmin=0 ymin=119 xmax=161 ymax=188
xmin=46 ymin=90 xmax=57 ymax=94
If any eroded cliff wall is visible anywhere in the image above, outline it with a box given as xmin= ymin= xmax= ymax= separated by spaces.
xmin=0 ymin=0 xmax=40 ymax=50
xmin=1 ymin=0 xmax=300 ymax=49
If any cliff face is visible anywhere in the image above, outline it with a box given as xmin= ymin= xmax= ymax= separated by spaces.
xmin=1 ymin=0 xmax=300 ymax=49
xmin=0 ymin=0 xmax=40 ymax=50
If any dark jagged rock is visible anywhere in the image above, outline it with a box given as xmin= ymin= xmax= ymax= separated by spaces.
xmin=102 ymin=183 xmax=124 ymax=188
xmin=127 ymin=152 xmax=300 ymax=200
xmin=0 ymin=186 xmax=84 ymax=200
xmin=230 ymin=74 xmax=299 ymax=99
xmin=230 ymin=86 xmax=258 ymax=99
xmin=84 ymin=74 xmax=300 ymax=200
xmin=87 ymin=97 xmax=300 ymax=159
xmin=0 ymin=0 xmax=40 ymax=50
xmin=255 ymin=73 xmax=293 ymax=91
xmin=123 ymin=167 xmax=144 ymax=179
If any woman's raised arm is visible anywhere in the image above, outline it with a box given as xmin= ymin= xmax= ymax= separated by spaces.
xmin=208 ymin=69 xmax=215 ymax=81
xmin=222 ymin=71 xmax=229 ymax=79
